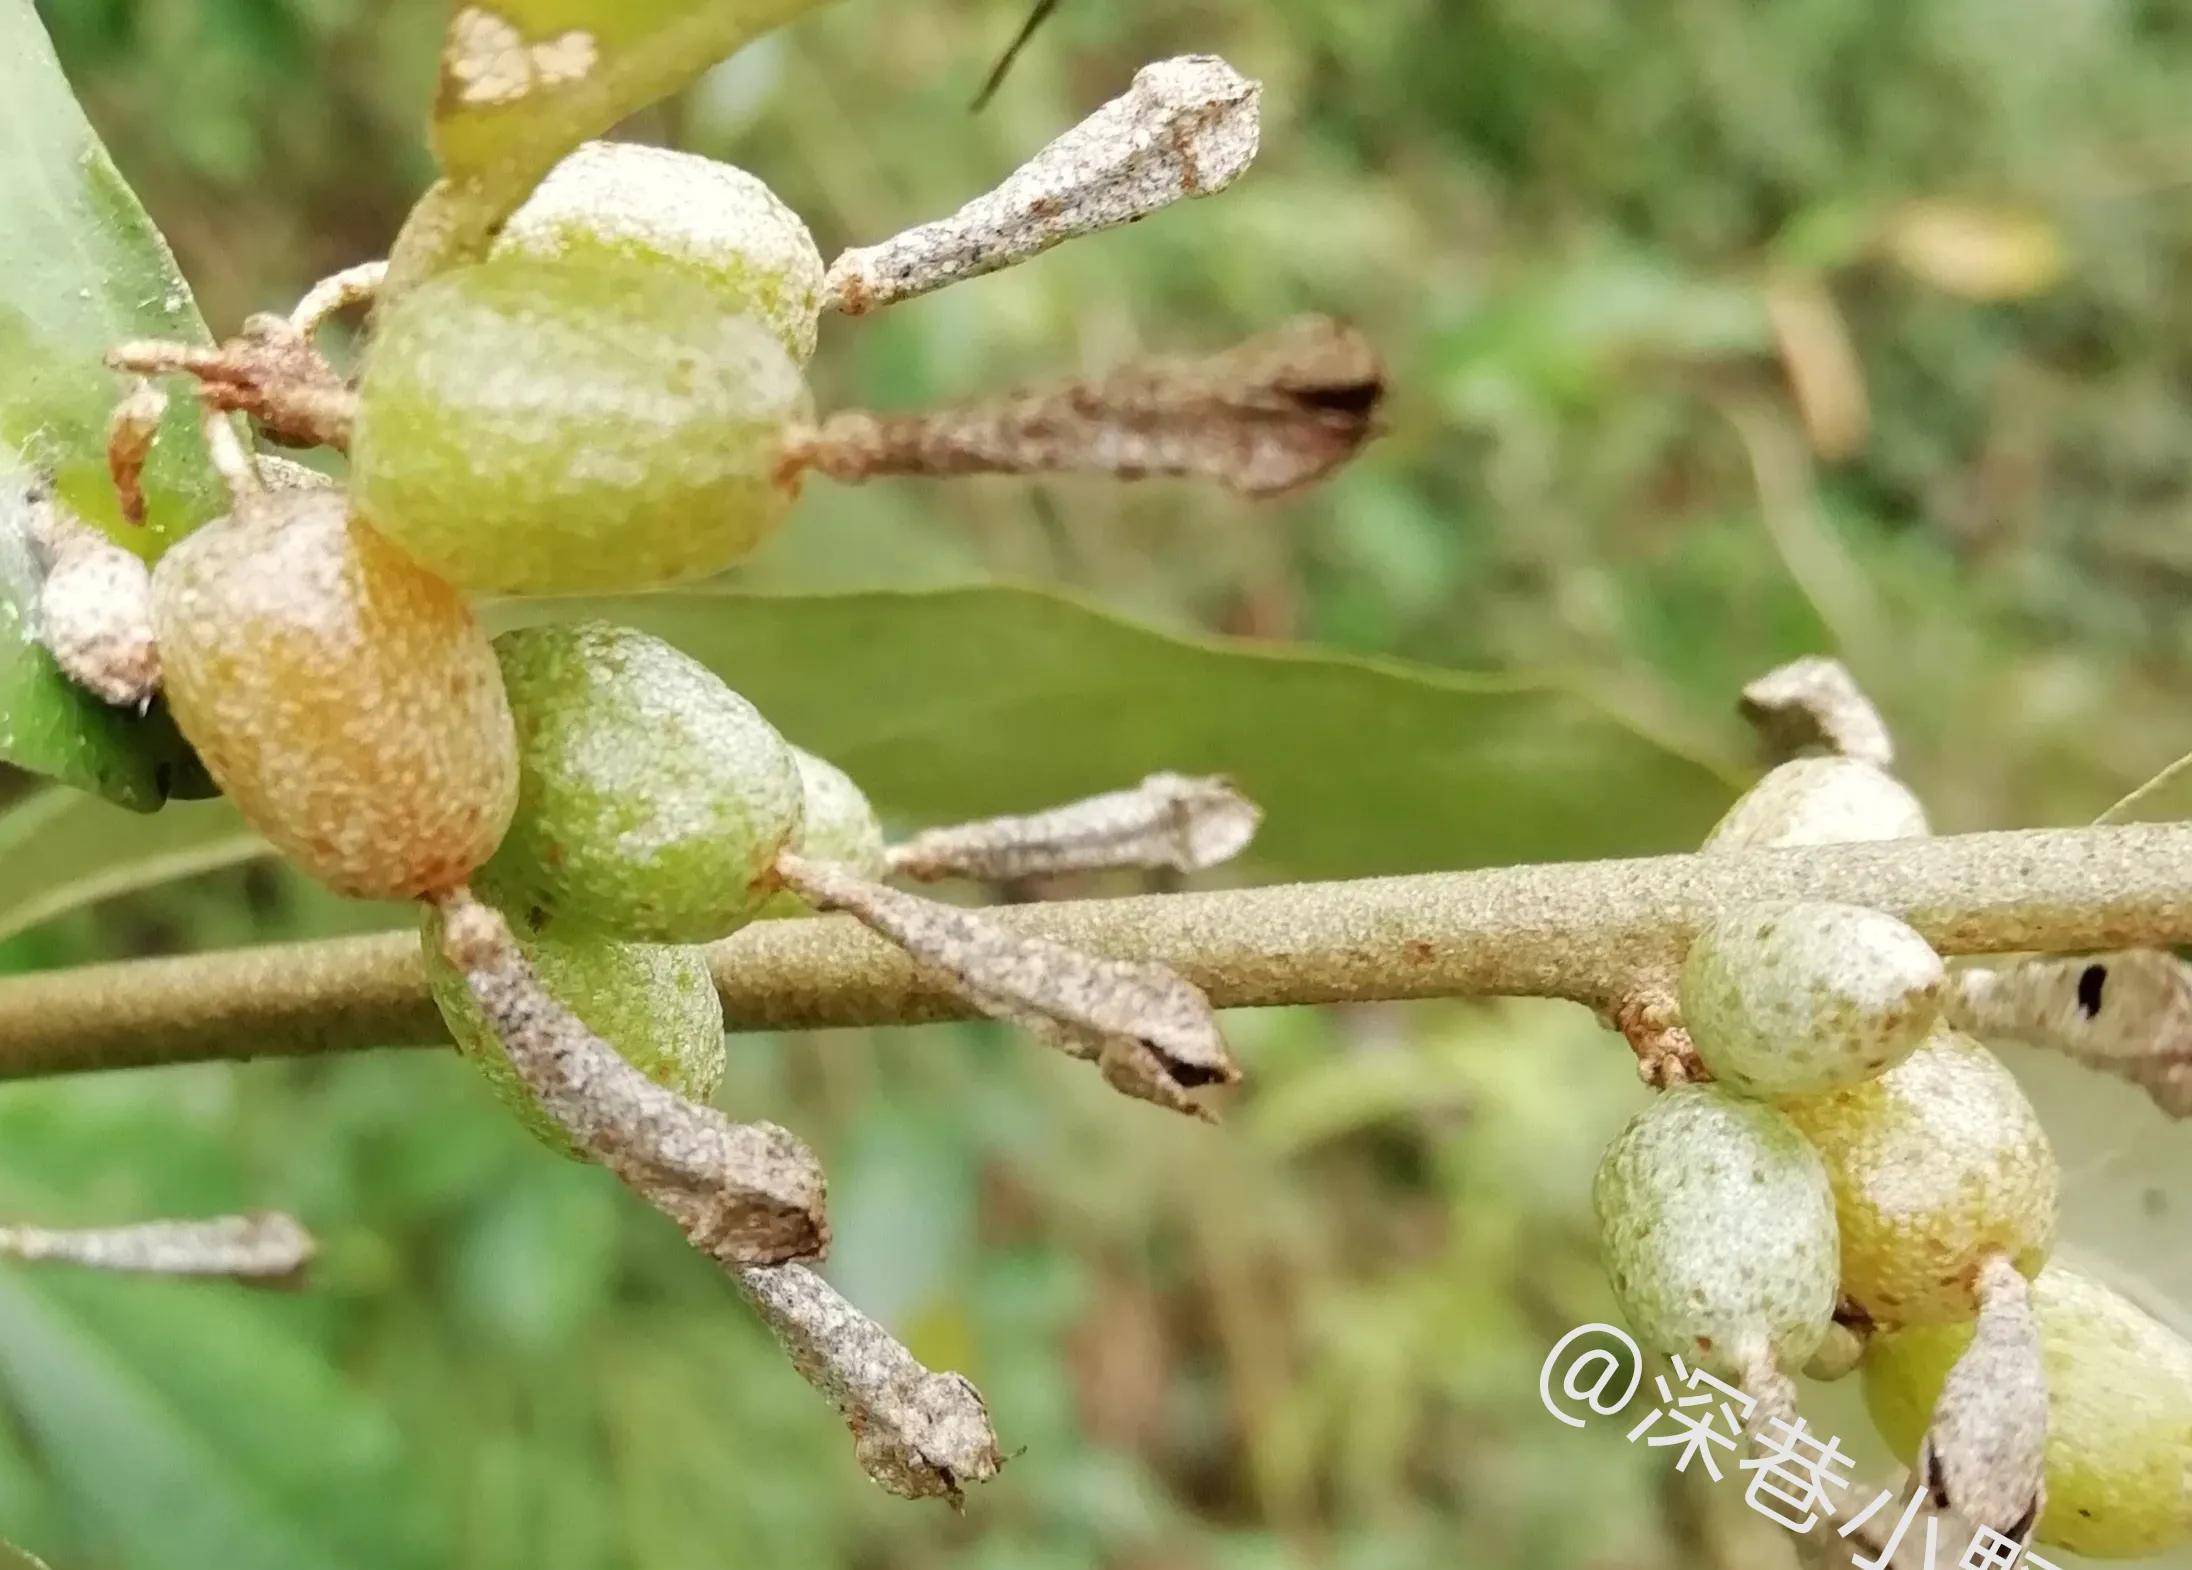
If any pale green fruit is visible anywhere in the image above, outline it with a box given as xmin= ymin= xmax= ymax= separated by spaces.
xmin=1704 ymin=756 xmax=1929 ymax=851
xmin=1682 ymin=902 xmax=1944 ymax=1098
xmin=1780 ymin=1031 xmax=2055 ymax=1326
xmin=1594 ymin=1085 xmax=1839 ymax=1374
xmin=352 ymin=251 xmax=809 ymax=596
xmin=757 ymin=748 xmax=889 ymax=919
xmin=480 ymin=623 xmax=804 ymax=943
xmin=1866 ymin=1265 xmax=2192 ymax=1558
xmin=496 ymin=141 xmax=824 ymax=362
xmin=421 ymin=906 xmax=725 ymax=1160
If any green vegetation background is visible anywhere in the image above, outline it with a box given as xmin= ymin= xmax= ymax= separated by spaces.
xmin=3 ymin=1 xmax=2191 ymax=1566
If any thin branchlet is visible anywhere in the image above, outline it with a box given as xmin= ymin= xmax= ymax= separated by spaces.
xmin=1740 ymin=656 xmax=1896 ymax=768
xmin=1917 ymin=1254 xmax=2048 ymax=1544
xmin=775 ymin=851 xmax=1238 ymax=1116
xmin=431 ymin=888 xmax=826 ymax=1265
xmin=827 ymin=55 xmax=1260 ymax=314
xmin=888 ymin=772 xmax=1260 ymax=883
xmin=0 ymin=1211 xmax=315 ymax=1282
xmin=734 ymin=1262 xmax=1004 ymax=1502
xmin=1947 ymin=950 xmax=2192 ymax=1118
xmin=781 ymin=316 xmax=1385 ymax=499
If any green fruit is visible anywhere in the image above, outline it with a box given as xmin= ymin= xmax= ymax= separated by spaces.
xmin=352 ymin=251 xmax=810 ymax=595
xmin=421 ymin=905 xmax=724 ymax=1160
xmin=1681 ymin=902 xmax=1943 ymax=1098
xmin=1780 ymin=1031 xmax=2055 ymax=1326
xmin=758 ymin=748 xmax=889 ymax=919
xmin=496 ymin=141 xmax=824 ymax=363
xmin=1865 ymin=1265 xmax=2192 ymax=1558
xmin=152 ymin=488 xmax=516 ymax=899
xmin=1593 ymin=1085 xmax=1839 ymax=1374
xmin=1704 ymin=756 xmax=1929 ymax=851
xmin=480 ymin=622 xmax=804 ymax=943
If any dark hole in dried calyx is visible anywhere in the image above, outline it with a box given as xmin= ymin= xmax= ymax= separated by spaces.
xmin=2076 ymin=962 xmax=2107 ymax=1019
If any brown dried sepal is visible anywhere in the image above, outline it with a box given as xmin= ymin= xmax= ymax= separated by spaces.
xmin=1606 ymin=986 xmax=1704 ymax=1088
xmin=107 ymin=314 xmax=357 ymax=455
xmin=782 ymin=317 xmax=1384 ymax=499
xmin=1740 ymin=655 xmax=1896 ymax=769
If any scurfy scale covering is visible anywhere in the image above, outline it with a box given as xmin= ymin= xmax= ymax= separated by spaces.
xmin=151 ymin=488 xmax=516 ymax=898
xmin=1703 ymin=755 xmax=1930 ymax=851
xmin=481 ymin=622 xmax=804 ymax=943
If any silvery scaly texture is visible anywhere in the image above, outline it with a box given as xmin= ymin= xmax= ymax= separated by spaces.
xmin=1740 ymin=656 xmax=1897 ymax=768
xmin=823 ymin=56 xmax=1261 ymax=315
xmin=889 ymin=772 xmax=1260 ymax=883
xmin=433 ymin=890 xmax=825 ymax=1265
xmin=25 ymin=484 xmax=160 ymax=709
xmin=774 ymin=852 xmax=1238 ymax=1117
xmin=0 ymin=1212 xmax=314 ymax=1281
xmin=1917 ymin=1254 xmax=2048 ymax=1543
xmin=1947 ymin=949 xmax=2192 ymax=1118
xmin=1680 ymin=902 xmax=1944 ymax=1098
xmin=1703 ymin=755 xmax=1930 ymax=852
xmin=734 ymin=1263 xmax=1003 ymax=1502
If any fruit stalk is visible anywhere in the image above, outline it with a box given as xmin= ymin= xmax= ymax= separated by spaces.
xmin=887 ymin=772 xmax=1261 ymax=883
xmin=7 ymin=823 xmax=2192 ymax=1077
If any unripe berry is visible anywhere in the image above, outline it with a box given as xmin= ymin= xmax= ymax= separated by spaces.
xmin=1704 ymin=755 xmax=1929 ymax=851
xmin=1779 ymin=1031 xmax=2056 ymax=1326
xmin=496 ymin=141 xmax=824 ymax=363
xmin=757 ymin=748 xmax=888 ymax=919
xmin=480 ymin=622 xmax=803 ymax=943
xmin=1593 ymin=1085 xmax=1839 ymax=1374
xmin=1865 ymin=1264 xmax=2192 ymax=1558
xmin=352 ymin=252 xmax=810 ymax=596
xmin=1681 ymin=902 xmax=1944 ymax=1098
xmin=421 ymin=905 xmax=725 ymax=1159
xmin=152 ymin=488 xmax=516 ymax=898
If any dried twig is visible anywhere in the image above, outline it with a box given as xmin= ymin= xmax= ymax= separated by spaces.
xmin=829 ymin=55 xmax=1259 ymax=314
xmin=432 ymin=889 xmax=826 ymax=1265
xmin=1947 ymin=949 xmax=2192 ymax=1118
xmin=0 ymin=1212 xmax=315 ymax=1282
xmin=775 ymin=851 xmax=1238 ymax=1116
xmin=734 ymin=1262 xmax=1004 ymax=1501
xmin=888 ymin=772 xmax=1260 ymax=883
xmin=1739 ymin=656 xmax=1895 ymax=769
xmin=22 ymin=483 xmax=160 ymax=709
xmin=783 ymin=317 xmax=1382 ymax=498
xmin=1915 ymin=1254 xmax=2047 ymax=1544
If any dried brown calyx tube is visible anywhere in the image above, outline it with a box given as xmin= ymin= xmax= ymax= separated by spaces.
xmin=1947 ymin=949 xmax=2192 ymax=1118
xmin=0 ymin=1212 xmax=316 ymax=1283
xmin=779 ymin=317 xmax=1386 ymax=500
xmin=888 ymin=772 xmax=1261 ymax=884
xmin=1916 ymin=1254 xmax=2048 ymax=1545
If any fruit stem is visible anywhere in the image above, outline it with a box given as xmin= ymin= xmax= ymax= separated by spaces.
xmin=780 ymin=317 xmax=1385 ymax=499
xmin=9 ymin=822 xmax=2192 ymax=1079
xmin=886 ymin=772 xmax=1260 ymax=884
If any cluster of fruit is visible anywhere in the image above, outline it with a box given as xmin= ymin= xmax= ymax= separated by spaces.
xmin=1594 ymin=741 xmax=2192 ymax=1558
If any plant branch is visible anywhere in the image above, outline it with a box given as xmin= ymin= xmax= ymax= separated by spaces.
xmin=4 ymin=823 xmax=2192 ymax=1079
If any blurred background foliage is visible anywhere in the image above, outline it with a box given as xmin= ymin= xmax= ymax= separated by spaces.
xmin=4 ymin=0 xmax=2192 ymax=1565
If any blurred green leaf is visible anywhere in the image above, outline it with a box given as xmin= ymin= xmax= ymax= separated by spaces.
xmin=0 ymin=1 xmax=225 ymax=808
xmin=0 ymin=788 xmax=264 ymax=945
xmin=2096 ymin=749 xmax=2192 ymax=826
xmin=510 ymin=586 xmax=1740 ymax=879
xmin=0 ymin=1541 xmax=49 ymax=1570
xmin=430 ymin=0 xmax=829 ymax=185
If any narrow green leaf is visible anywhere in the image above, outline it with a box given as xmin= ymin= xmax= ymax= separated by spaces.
xmin=0 ymin=1 xmax=226 ymax=806
xmin=0 ymin=788 xmax=266 ymax=946
xmin=2096 ymin=748 xmax=2192 ymax=826
xmin=430 ymin=0 xmax=831 ymax=197
xmin=506 ymin=585 xmax=1742 ymax=879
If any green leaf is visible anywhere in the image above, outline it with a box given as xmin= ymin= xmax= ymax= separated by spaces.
xmin=430 ymin=0 xmax=831 ymax=191
xmin=506 ymin=586 xmax=1742 ymax=879
xmin=0 ymin=788 xmax=265 ymax=946
xmin=0 ymin=1 xmax=227 ymax=807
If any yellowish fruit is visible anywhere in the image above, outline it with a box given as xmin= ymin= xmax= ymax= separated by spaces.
xmin=1779 ymin=1031 xmax=2055 ymax=1325
xmin=1865 ymin=1264 xmax=2192 ymax=1558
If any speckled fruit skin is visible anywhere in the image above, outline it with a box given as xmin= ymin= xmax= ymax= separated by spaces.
xmin=1704 ymin=756 xmax=1929 ymax=850
xmin=1681 ymin=902 xmax=1944 ymax=1098
xmin=496 ymin=141 xmax=824 ymax=363
xmin=351 ymin=251 xmax=811 ymax=596
xmin=152 ymin=489 xmax=516 ymax=899
xmin=480 ymin=623 xmax=803 ymax=943
xmin=420 ymin=904 xmax=725 ymax=1160
xmin=1779 ymin=1030 xmax=2055 ymax=1326
xmin=757 ymin=748 xmax=888 ymax=919
xmin=1865 ymin=1265 xmax=2192 ymax=1558
xmin=1593 ymin=1085 xmax=1839 ymax=1374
